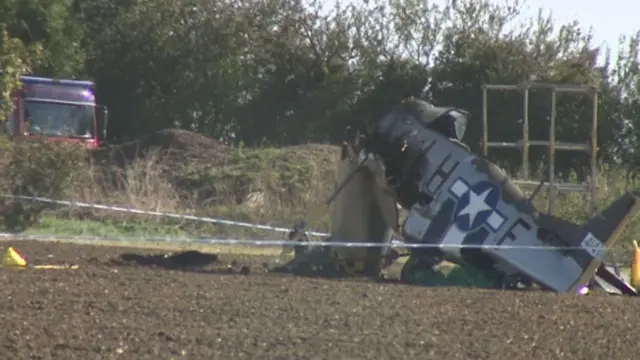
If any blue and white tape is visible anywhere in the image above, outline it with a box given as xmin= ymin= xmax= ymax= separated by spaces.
xmin=0 ymin=231 xmax=622 ymax=252
xmin=0 ymin=194 xmax=623 ymax=254
xmin=0 ymin=195 xmax=330 ymax=237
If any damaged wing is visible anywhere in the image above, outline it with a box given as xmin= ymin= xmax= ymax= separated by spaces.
xmin=328 ymin=132 xmax=398 ymax=276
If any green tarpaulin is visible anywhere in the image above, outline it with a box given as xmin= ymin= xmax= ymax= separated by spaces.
xmin=403 ymin=263 xmax=502 ymax=288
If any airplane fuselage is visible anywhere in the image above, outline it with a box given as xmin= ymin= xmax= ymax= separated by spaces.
xmin=372 ymin=101 xmax=604 ymax=292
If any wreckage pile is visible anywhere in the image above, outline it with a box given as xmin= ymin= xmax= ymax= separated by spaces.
xmin=272 ymin=99 xmax=640 ymax=297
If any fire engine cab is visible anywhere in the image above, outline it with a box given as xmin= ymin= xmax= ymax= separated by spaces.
xmin=2 ymin=75 xmax=108 ymax=149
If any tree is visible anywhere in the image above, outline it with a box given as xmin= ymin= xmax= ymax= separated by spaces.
xmin=35 ymin=0 xmax=640 ymax=182
xmin=1 ymin=0 xmax=84 ymax=77
xmin=0 ymin=26 xmax=43 ymax=123
xmin=0 ymin=0 xmax=83 ymax=123
xmin=424 ymin=0 xmax=628 ymax=176
xmin=77 ymin=0 xmax=273 ymax=142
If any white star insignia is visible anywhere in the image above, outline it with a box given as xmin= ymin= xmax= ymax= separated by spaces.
xmin=458 ymin=188 xmax=493 ymax=226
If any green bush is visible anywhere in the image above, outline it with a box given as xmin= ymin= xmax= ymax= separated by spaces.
xmin=0 ymin=139 xmax=88 ymax=231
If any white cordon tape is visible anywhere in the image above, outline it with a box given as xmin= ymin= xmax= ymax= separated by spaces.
xmin=0 ymin=232 xmax=618 ymax=252
xmin=0 ymin=195 xmax=617 ymax=253
xmin=1 ymin=195 xmax=330 ymax=237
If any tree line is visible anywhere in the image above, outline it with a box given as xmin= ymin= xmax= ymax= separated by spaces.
xmin=2 ymin=0 xmax=640 ymax=176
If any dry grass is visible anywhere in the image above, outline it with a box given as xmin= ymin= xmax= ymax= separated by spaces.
xmin=0 ymin=137 xmax=340 ymax=241
xmin=82 ymin=148 xmax=188 ymax=214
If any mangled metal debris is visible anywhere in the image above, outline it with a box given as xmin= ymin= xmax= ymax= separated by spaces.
xmin=273 ymin=98 xmax=640 ymax=296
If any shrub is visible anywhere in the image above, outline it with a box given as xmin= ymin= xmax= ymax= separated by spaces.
xmin=0 ymin=139 xmax=88 ymax=231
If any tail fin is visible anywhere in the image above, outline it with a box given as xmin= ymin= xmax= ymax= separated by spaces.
xmin=570 ymin=190 xmax=640 ymax=292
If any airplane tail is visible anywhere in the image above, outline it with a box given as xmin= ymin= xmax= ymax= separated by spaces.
xmin=570 ymin=190 xmax=640 ymax=292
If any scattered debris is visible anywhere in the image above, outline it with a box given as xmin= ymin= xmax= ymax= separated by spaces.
xmin=118 ymin=251 xmax=219 ymax=269
xmin=240 ymin=266 xmax=251 ymax=275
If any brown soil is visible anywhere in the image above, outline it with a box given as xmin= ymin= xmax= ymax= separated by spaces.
xmin=1 ymin=240 xmax=639 ymax=360
xmin=91 ymin=128 xmax=232 ymax=168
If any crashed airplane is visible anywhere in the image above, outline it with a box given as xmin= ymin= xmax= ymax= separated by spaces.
xmin=275 ymin=98 xmax=640 ymax=296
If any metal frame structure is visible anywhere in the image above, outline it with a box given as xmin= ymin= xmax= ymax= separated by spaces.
xmin=480 ymin=82 xmax=599 ymax=214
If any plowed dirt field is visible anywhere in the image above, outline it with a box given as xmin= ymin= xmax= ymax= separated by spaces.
xmin=0 ymin=240 xmax=638 ymax=360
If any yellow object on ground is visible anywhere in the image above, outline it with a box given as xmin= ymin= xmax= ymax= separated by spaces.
xmin=2 ymin=247 xmax=27 ymax=267
xmin=1 ymin=246 xmax=79 ymax=269
xmin=631 ymin=240 xmax=640 ymax=290
xmin=32 ymin=264 xmax=79 ymax=270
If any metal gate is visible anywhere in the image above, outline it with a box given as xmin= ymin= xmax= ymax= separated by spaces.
xmin=480 ymin=82 xmax=599 ymax=214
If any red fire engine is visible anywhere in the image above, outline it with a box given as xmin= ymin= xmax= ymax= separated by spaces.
xmin=2 ymin=75 xmax=108 ymax=149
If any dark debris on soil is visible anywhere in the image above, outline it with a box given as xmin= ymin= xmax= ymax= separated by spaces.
xmin=117 ymin=250 xmax=219 ymax=268
xmin=0 ymin=240 xmax=639 ymax=360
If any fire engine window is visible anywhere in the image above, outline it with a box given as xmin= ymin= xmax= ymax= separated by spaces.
xmin=24 ymin=101 xmax=94 ymax=138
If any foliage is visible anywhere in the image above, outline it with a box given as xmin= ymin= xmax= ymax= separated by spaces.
xmin=3 ymin=0 xmax=640 ymax=244
xmin=63 ymin=0 xmax=640 ymax=175
xmin=0 ymin=0 xmax=83 ymax=118
xmin=0 ymin=140 xmax=87 ymax=231
xmin=0 ymin=0 xmax=638 ymax=168
xmin=194 ymin=144 xmax=337 ymax=206
xmin=0 ymin=0 xmax=84 ymax=76
xmin=0 ymin=25 xmax=43 ymax=119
